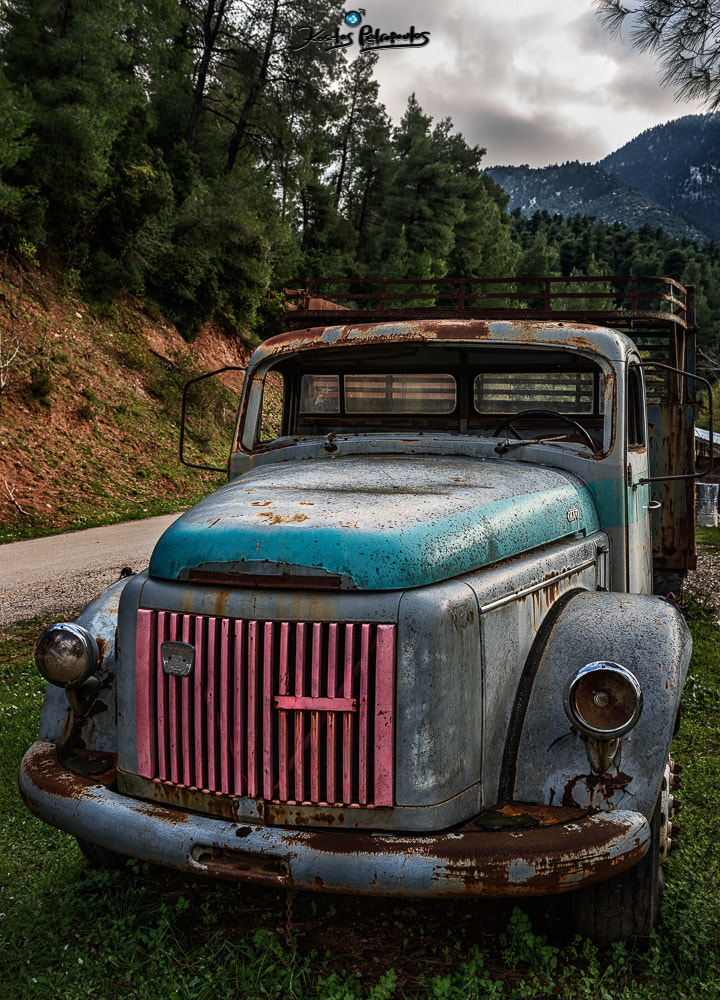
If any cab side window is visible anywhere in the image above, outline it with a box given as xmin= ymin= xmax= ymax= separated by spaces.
xmin=628 ymin=366 xmax=646 ymax=448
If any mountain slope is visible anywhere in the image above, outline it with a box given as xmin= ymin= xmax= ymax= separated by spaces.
xmin=485 ymin=160 xmax=710 ymax=243
xmin=599 ymin=114 xmax=720 ymax=242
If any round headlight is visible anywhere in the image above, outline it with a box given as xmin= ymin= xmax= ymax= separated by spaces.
xmin=34 ymin=624 xmax=99 ymax=688
xmin=564 ymin=661 xmax=642 ymax=739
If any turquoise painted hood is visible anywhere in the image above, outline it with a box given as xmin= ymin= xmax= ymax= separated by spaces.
xmin=150 ymin=455 xmax=600 ymax=590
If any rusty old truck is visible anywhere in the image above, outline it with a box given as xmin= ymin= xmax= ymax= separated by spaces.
xmin=20 ymin=275 xmax=702 ymax=945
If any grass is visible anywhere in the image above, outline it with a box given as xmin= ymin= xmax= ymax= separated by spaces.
xmin=2 ymin=548 xmax=720 ymax=997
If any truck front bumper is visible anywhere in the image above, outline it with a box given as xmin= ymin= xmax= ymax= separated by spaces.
xmin=20 ymin=741 xmax=650 ymax=897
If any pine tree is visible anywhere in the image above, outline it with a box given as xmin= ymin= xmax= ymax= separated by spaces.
xmin=515 ymin=231 xmax=558 ymax=308
xmin=595 ymin=1 xmax=720 ymax=110
xmin=0 ymin=69 xmax=34 ymax=235
xmin=2 ymin=0 xmax=152 ymax=253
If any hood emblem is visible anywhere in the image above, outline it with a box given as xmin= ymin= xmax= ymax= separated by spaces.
xmin=161 ymin=641 xmax=195 ymax=676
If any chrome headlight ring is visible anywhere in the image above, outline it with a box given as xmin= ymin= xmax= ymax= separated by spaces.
xmin=564 ymin=661 xmax=643 ymax=740
xmin=34 ymin=623 xmax=99 ymax=689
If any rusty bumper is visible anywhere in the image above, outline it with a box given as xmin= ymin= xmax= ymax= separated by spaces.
xmin=20 ymin=742 xmax=650 ymax=897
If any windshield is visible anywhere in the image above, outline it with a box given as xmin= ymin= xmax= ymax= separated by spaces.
xmin=245 ymin=343 xmax=612 ymax=454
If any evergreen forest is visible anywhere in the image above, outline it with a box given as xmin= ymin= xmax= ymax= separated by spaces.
xmin=2 ymin=0 xmax=720 ymax=368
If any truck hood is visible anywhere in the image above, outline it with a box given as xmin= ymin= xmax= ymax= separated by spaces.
xmin=149 ymin=455 xmax=600 ymax=590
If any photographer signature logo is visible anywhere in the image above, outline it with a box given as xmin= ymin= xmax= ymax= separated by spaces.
xmin=291 ymin=9 xmax=430 ymax=53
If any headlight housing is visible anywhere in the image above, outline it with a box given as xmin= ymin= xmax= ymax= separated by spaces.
xmin=34 ymin=623 xmax=99 ymax=689
xmin=564 ymin=661 xmax=642 ymax=739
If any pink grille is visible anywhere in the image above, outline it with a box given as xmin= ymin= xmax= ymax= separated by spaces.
xmin=135 ymin=611 xmax=395 ymax=807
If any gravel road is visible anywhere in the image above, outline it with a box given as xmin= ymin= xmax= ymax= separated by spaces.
xmin=2 ymin=511 xmax=716 ymax=628
xmin=0 ymin=513 xmax=181 ymax=626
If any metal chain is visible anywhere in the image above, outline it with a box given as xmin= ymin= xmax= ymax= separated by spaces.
xmin=280 ymin=887 xmax=296 ymax=965
xmin=285 ymin=887 xmax=294 ymax=947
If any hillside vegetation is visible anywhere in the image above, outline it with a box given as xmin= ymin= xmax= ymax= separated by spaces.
xmin=0 ymin=253 xmax=247 ymax=543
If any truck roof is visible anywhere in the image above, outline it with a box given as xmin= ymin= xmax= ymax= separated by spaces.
xmin=251 ymin=318 xmax=641 ymax=368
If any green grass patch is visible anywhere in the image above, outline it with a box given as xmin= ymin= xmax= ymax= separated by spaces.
xmin=2 ymin=601 xmax=720 ymax=998
xmin=696 ymin=524 xmax=720 ymax=555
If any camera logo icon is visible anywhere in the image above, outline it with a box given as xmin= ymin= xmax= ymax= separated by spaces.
xmin=344 ymin=10 xmax=364 ymax=27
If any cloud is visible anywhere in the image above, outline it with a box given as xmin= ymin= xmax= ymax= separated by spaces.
xmin=364 ymin=0 xmax=707 ymax=166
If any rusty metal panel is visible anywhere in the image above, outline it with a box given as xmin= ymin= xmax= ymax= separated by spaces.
xmin=511 ymin=590 xmax=691 ymax=819
xmin=149 ymin=455 xmax=601 ymax=591
xmin=37 ymin=575 xmax=133 ymax=752
xmin=648 ymin=402 xmax=697 ymax=573
xmin=20 ymin=741 xmax=651 ymax=898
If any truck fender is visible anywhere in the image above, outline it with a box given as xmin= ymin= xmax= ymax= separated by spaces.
xmin=501 ymin=590 xmax=691 ymax=819
xmin=38 ymin=575 xmax=133 ymax=752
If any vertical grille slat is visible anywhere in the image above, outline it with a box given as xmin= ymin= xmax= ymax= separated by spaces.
xmin=310 ymin=623 xmax=322 ymax=803
xmin=342 ymin=624 xmax=354 ymax=804
xmin=232 ymin=620 xmax=245 ymax=797
xmin=262 ymin=623 xmax=274 ymax=800
xmin=374 ymin=625 xmax=396 ymax=807
xmin=194 ymin=617 xmax=206 ymax=792
xmin=326 ymin=624 xmax=338 ymax=805
xmin=214 ymin=618 xmax=227 ymax=794
xmin=278 ymin=623 xmax=291 ymax=801
xmin=181 ymin=616 xmax=193 ymax=787
xmin=294 ymin=623 xmax=306 ymax=802
xmin=155 ymin=612 xmax=168 ymax=780
xmin=247 ymin=621 xmax=259 ymax=797
xmin=358 ymin=624 xmax=370 ymax=805
xmin=136 ymin=613 xmax=395 ymax=809
xmin=167 ymin=614 xmax=181 ymax=784
xmin=205 ymin=617 xmax=218 ymax=791
xmin=135 ymin=610 xmax=156 ymax=777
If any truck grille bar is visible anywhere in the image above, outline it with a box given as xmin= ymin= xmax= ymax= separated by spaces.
xmin=135 ymin=611 xmax=395 ymax=808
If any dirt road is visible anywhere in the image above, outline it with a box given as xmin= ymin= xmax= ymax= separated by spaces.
xmin=0 ymin=513 xmax=181 ymax=625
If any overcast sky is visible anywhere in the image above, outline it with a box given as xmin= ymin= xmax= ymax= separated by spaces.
xmin=348 ymin=0 xmax=707 ymax=167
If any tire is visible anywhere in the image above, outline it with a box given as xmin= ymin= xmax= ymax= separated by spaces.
xmin=76 ymin=837 xmax=129 ymax=871
xmin=571 ymin=797 xmax=662 ymax=947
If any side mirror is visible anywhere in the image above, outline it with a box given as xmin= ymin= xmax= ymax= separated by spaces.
xmin=638 ymin=361 xmax=713 ymax=483
xmin=179 ymin=366 xmax=246 ymax=473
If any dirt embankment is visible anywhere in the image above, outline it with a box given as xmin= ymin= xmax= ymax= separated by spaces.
xmin=0 ymin=256 xmax=251 ymax=541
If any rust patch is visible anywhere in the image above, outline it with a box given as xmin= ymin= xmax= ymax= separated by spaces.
xmin=21 ymin=743 xmax=101 ymax=805
xmin=256 ymin=512 xmax=309 ymax=525
xmin=64 ymin=712 xmax=87 ymax=750
xmin=57 ymin=746 xmax=117 ymax=783
xmin=186 ymin=568 xmax=345 ymax=590
xmin=462 ymin=802 xmax=593 ymax=832
xmin=256 ymin=800 xmax=340 ymax=828
xmin=192 ymin=847 xmax=289 ymax=882
xmin=562 ymin=769 xmax=633 ymax=809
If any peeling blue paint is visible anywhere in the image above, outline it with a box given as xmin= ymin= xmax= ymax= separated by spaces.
xmin=320 ymin=326 xmax=345 ymax=343
xmin=149 ymin=456 xmax=600 ymax=590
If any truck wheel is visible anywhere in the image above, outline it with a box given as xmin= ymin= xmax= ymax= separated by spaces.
xmin=571 ymin=797 xmax=662 ymax=947
xmin=76 ymin=837 xmax=129 ymax=871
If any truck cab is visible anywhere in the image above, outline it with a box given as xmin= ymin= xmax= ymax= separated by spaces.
xmin=20 ymin=276 xmax=696 ymax=945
